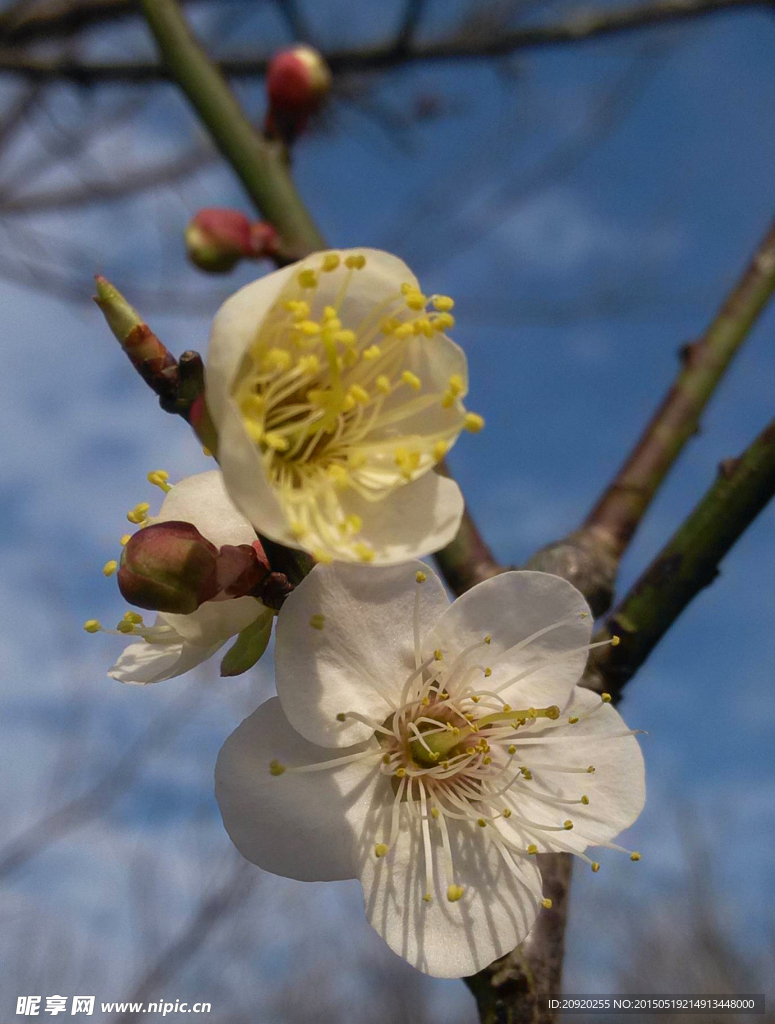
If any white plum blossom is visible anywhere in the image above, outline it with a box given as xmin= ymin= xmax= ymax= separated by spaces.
xmin=86 ymin=471 xmax=270 ymax=686
xmin=215 ymin=562 xmax=645 ymax=978
xmin=205 ymin=248 xmax=483 ymax=566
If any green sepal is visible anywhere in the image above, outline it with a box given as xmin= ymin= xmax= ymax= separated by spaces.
xmin=220 ymin=608 xmax=274 ymax=677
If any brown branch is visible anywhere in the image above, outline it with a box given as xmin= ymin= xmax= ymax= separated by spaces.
xmin=587 ymin=413 xmax=775 ymax=699
xmin=0 ymin=0 xmax=771 ymax=81
xmin=584 ymin=212 xmax=775 ymax=559
xmin=0 ymin=0 xmax=195 ymax=42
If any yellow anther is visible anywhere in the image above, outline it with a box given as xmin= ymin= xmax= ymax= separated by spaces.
xmin=502 ymin=808 xmax=512 ymax=818
xmin=264 ymin=348 xmax=292 ymax=370
xmin=102 ymin=560 xmax=118 ymax=577
xmin=341 ymin=394 xmax=356 ymax=412
xmin=374 ymin=843 xmax=389 ymax=858
xmin=147 ymin=470 xmax=172 ymax=493
xmin=296 ymin=320 xmax=321 ymax=337
xmin=422 ymin=696 xmax=430 ymax=707
xmin=335 ymin=713 xmax=346 ymax=722
xmin=395 ymin=767 xmax=406 ymax=778
xmin=448 ymin=374 xmax=465 ymax=396
xmin=546 ymin=705 xmax=561 ymax=720
xmin=381 ymin=318 xmax=400 ymax=334
xmin=447 ymin=884 xmax=464 ymax=903
xmin=381 ymin=753 xmax=391 ymax=764
xmin=334 ymin=329 xmax=356 ymax=346
xmin=484 ymin=634 xmax=492 ymax=644
xmin=541 ymin=898 xmax=553 ymax=909
xmin=587 ymin=766 xmax=596 ymax=774
xmin=401 ymin=370 xmax=421 ymax=391
xmin=297 ymin=354 xmax=320 ymax=374
xmin=503 ymin=704 xmax=511 ymax=712
xmin=591 ymin=862 xmax=601 ymax=873
xmin=581 ymin=795 xmax=590 ymax=805
xmin=269 ymin=760 xmax=286 ymax=776
xmin=471 ymin=695 xmax=480 ymax=703
xmin=563 ymin=820 xmax=574 ymax=830
xmin=322 ymin=306 xmax=338 ymax=321
xmin=415 ymin=570 xmax=427 ymax=583
xmin=309 ymin=614 xmax=326 ymax=630
xmin=298 ymin=269 xmax=318 ymax=288
xmin=404 ymin=290 xmax=426 ymax=311
xmin=83 ymin=619 xmax=101 ymax=633
xmin=601 ymin=693 xmax=612 ymax=703
xmin=441 ymin=761 xmax=450 ymax=770
xmin=476 ymin=818 xmax=487 ymax=828
xmin=434 ymin=649 xmax=443 ymax=661
xmin=422 ymin=893 xmax=433 ymax=904
xmin=327 ymin=464 xmax=349 ymax=484
xmin=342 ymin=348 xmax=359 ymax=369
xmin=349 ymin=384 xmax=370 ymax=405
xmin=376 ymin=375 xmax=391 ymax=394
xmin=464 ymin=412 xmax=485 ymax=433
xmin=432 ymin=440 xmax=448 ymax=461
xmin=117 ymin=620 xmax=135 ymax=634
xmin=433 ymin=312 xmax=455 ymax=331
xmin=362 ymin=345 xmax=381 ymax=360
xmin=466 ymin=746 xmax=476 ymax=755
xmin=321 ymin=253 xmax=341 ymax=272
xmin=630 ymin=852 xmax=642 ymax=862
xmin=430 ymin=807 xmax=440 ymax=819
xmin=432 ymin=295 xmax=455 ymax=312
xmin=400 ymin=282 xmax=413 ymax=295
xmin=482 ymin=755 xmax=492 ymax=765
xmin=507 ymin=744 xmax=516 ymax=755
xmin=344 ymin=253 xmax=366 ymax=269
xmin=123 ymin=611 xmax=143 ymax=624
xmin=354 ymin=542 xmax=375 ymax=563
xmin=120 ymin=534 xmax=131 ymax=546
xmin=313 ymin=549 xmax=333 ymax=564
xmin=290 ymin=522 xmax=308 ymax=540
xmin=264 ymin=431 xmax=289 ymax=451
xmin=521 ymin=768 xmax=533 ymax=780
xmin=610 ymin=635 xmax=621 ymax=646
xmin=414 ymin=317 xmax=434 ymax=337
xmin=393 ymin=322 xmax=414 ymax=340
xmin=527 ymin=844 xmax=538 ymax=855
xmin=569 ymin=716 xmax=579 ymax=724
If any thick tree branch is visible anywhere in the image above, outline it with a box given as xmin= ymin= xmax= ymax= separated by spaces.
xmin=138 ymin=0 xmax=325 ymax=256
xmin=584 ymin=214 xmax=775 ymax=559
xmin=1 ymin=0 xmax=771 ymax=82
xmin=587 ymin=413 xmax=775 ymax=698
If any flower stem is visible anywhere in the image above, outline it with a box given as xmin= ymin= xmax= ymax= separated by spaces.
xmin=138 ymin=0 xmax=324 ymax=257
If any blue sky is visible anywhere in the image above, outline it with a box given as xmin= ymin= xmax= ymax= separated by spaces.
xmin=1 ymin=0 xmax=774 ymax=1017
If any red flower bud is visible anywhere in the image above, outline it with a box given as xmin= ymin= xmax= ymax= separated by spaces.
xmin=185 ymin=208 xmax=253 ymax=273
xmin=266 ymin=45 xmax=331 ymax=141
xmin=118 ymin=521 xmax=219 ymax=614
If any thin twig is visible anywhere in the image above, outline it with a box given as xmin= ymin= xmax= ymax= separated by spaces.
xmin=0 ymin=0 xmax=770 ymax=81
xmin=138 ymin=0 xmax=325 ymax=255
xmin=587 ymin=413 xmax=775 ymax=698
xmin=584 ymin=213 xmax=775 ymax=558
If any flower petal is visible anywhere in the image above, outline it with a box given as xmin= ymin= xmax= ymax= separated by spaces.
xmin=357 ymin=801 xmax=543 ymax=978
xmin=341 ymin=471 xmax=464 ymax=565
xmin=161 ymin=596 xmax=262 ymax=646
xmin=215 ymin=697 xmax=380 ymax=881
xmin=206 ymin=264 xmax=296 ymax=426
xmin=275 ymin=561 xmax=450 ymax=747
xmin=108 ymin=637 xmax=223 ymax=685
xmin=506 ymin=687 xmax=645 ymax=853
xmin=153 ymin=470 xmax=258 ymax=549
xmin=423 ymin=571 xmax=592 ymax=711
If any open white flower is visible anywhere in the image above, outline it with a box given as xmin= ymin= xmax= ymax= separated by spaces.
xmin=206 ymin=248 xmax=482 ymax=565
xmin=86 ymin=471 xmax=270 ymax=686
xmin=215 ymin=562 xmax=645 ymax=977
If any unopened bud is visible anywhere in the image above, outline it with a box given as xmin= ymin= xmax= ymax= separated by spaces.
xmin=265 ymin=45 xmax=331 ymax=141
xmin=186 ymin=208 xmax=253 ymax=273
xmin=250 ymin=220 xmax=280 ymax=260
xmin=215 ymin=542 xmax=270 ymax=599
xmin=118 ymin=521 xmax=219 ymax=614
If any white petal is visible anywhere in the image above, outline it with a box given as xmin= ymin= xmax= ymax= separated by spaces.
xmin=161 ymin=596 xmax=263 ymax=646
xmin=507 ymin=687 xmax=645 ymax=853
xmin=357 ymin=803 xmax=543 ymax=978
xmin=315 ymin=248 xmax=419 ymax=329
xmin=342 ymin=471 xmax=464 ymax=565
xmin=214 ymin=399 xmax=294 ymax=544
xmin=423 ymin=571 xmax=592 ymax=711
xmin=108 ymin=637 xmax=223 ymax=685
xmin=215 ymin=697 xmax=380 ymax=881
xmin=153 ymin=470 xmax=258 ymax=549
xmin=205 ymin=263 xmax=296 ymax=426
xmin=275 ymin=561 xmax=450 ymax=747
